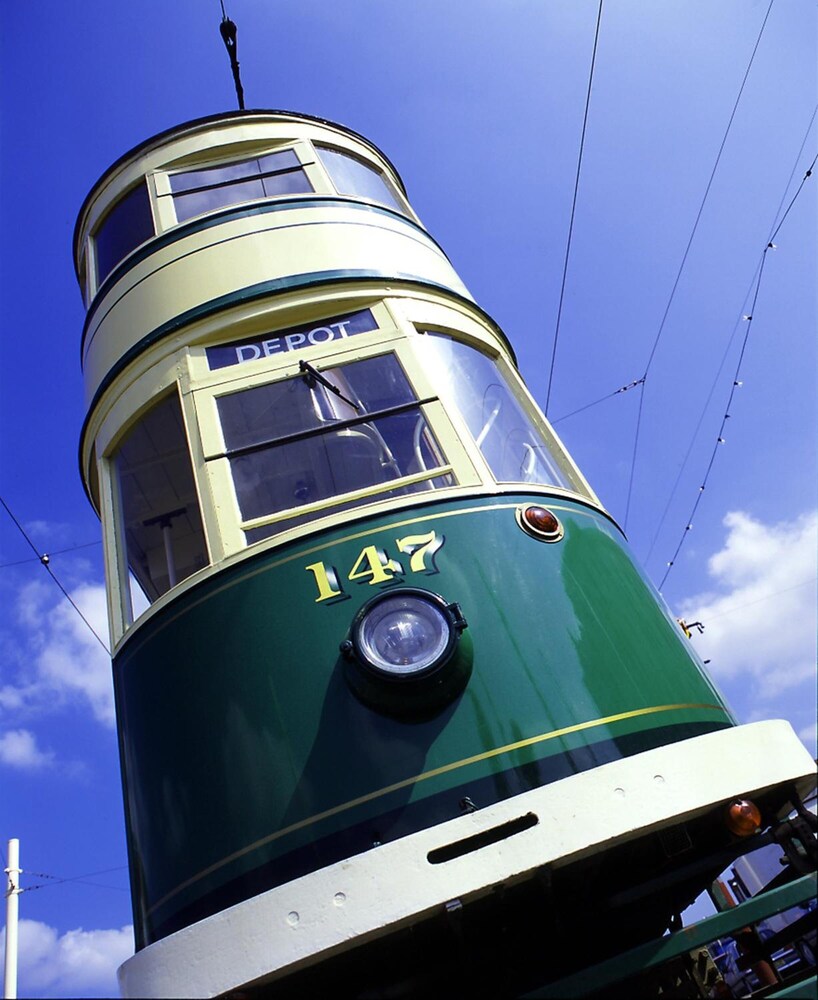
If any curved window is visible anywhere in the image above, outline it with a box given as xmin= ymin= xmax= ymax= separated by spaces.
xmin=94 ymin=181 xmax=154 ymax=285
xmin=169 ymin=149 xmax=313 ymax=223
xmin=420 ymin=334 xmax=583 ymax=493
xmin=316 ymin=146 xmax=403 ymax=211
xmin=213 ymin=354 xmax=453 ymax=543
xmin=113 ymin=392 xmax=208 ymax=604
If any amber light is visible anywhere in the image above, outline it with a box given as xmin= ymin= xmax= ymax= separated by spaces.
xmin=517 ymin=505 xmax=563 ymax=542
xmin=725 ymin=799 xmax=762 ymax=837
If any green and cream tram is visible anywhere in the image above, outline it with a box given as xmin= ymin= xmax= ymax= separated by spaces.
xmin=73 ymin=111 xmax=815 ymax=997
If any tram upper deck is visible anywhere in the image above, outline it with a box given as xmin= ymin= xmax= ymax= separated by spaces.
xmin=75 ymin=111 xmax=598 ymax=647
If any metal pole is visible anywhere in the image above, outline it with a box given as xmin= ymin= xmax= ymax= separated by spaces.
xmin=4 ymin=838 xmax=20 ymax=1000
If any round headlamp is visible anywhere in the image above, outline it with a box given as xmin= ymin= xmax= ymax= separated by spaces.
xmin=350 ymin=590 xmax=465 ymax=679
xmin=342 ymin=589 xmax=471 ymax=719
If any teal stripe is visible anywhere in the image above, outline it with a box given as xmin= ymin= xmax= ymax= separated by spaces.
xmin=83 ymin=196 xmax=445 ymax=339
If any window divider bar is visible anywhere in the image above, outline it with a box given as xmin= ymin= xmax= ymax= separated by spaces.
xmin=214 ymin=396 xmax=438 ymax=461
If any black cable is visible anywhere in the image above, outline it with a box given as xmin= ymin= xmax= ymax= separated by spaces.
xmin=550 ymin=377 xmax=644 ymax=425
xmin=622 ymin=0 xmax=775 ymax=526
xmin=658 ymin=250 xmax=769 ymax=589
xmin=0 ymin=539 xmax=101 ymax=569
xmin=643 ymin=108 xmax=817 ymax=567
xmin=0 ymin=496 xmax=111 ymax=655
xmin=544 ymin=0 xmax=604 ymax=417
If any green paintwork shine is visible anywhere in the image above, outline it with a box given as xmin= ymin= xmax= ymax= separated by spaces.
xmin=112 ymin=494 xmax=733 ymax=942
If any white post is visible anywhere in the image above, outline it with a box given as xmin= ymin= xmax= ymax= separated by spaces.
xmin=3 ymin=838 xmax=20 ymax=1000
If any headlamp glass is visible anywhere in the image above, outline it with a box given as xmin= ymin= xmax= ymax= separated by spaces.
xmin=356 ymin=594 xmax=452 ymax=676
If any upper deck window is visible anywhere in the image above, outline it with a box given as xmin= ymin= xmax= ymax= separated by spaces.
xmin=94 ymin=181 xmax=154 ymax=285
xmin=420 ymin=334 xmax=584 ymax=494
xmin=213 ymin=353 xmax=453 ymax=543
xmin=169 ymin=149 xmax=313 ymax=223
xmin=316 ymin=146 xmax=403 ymax=211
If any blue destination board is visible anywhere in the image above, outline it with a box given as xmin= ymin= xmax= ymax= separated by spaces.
xmin=206 ymin=309 xmax=378 ymax=369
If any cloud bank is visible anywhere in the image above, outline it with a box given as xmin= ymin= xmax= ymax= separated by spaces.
xmin=1 ymin=578 xmax=113 ymax=731
xmin=679 ymin=509 xmax=817 ymax=752
xmin=0 ymin=920 xmax=132 ymax=998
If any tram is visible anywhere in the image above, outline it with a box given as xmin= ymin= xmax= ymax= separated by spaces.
xmin=73 ymin=110 xmax=815 ymax=997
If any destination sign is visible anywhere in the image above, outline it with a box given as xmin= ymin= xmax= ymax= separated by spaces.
xmin=206 ymin=309 xmax=378 ymax=370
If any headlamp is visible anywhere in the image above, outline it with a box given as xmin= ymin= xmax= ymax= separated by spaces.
xmin=341 ymin=589 xmax=470 ymax=718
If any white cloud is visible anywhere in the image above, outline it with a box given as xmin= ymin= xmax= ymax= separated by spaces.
xmin=0 ymin=728 xmax=55 ymax=770
xmin=678 ymin=510 xmax=817 ymax=748
xmin=0 ymin=919 xmax=133 ymax=998
xmin=1 ymin=577 xmax=115 ymax=729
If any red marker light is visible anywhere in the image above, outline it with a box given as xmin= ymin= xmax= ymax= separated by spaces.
xmin=725 ymin=799 xmax=762 ymax=837
xmin=517 ymin=505 xmax=563 ymax=542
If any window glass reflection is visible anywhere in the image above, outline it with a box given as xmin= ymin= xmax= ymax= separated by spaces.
xmin=169 ymin=149 xmax=313 ymax=223
xmin=95 ymin=181 xmax=154 ymax=285
xmin=316 ymin=146 xmax=403 ymax=210
xmin=420 ymin=334 xmax=580 ymax=492
xmin=213 ymin=354 xmax=452 ymax=541
xmin=114 ymin=393 xmax=208 ymax=603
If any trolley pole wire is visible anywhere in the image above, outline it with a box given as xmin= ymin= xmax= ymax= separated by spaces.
xmin=0 ymin=495 xmax=111 ymax=655
xmin=544 ymin=0 xmax=604 ymax=417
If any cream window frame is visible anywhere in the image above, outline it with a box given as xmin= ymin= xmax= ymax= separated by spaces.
xmin=152 ymin=140 xmax=323 ymax=232
xmin=191 ymin=334 xmax=481 ymax=555
xmin=95 ymin=364 xmax=216 ymax=639
xmin=402 ymin=319 xmax=598 ymax=504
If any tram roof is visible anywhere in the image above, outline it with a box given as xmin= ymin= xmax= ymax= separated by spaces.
xmin=73 ymin=108 xmax=410 ymax=271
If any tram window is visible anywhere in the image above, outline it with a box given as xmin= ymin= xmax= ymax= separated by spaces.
xmin=113 ymin=393 xmax=208 ymax=603
xmin=316 ymin=146 xmax=403 ymax=211
xmin=94 ymin=181 xmax=155 ymax=285
xmin=169 ymin=149 xmax=313 ymax=223
xmin=214 ymin=354 xmax=453 ymax=540
xmin=421 ymin=334 xmax=578 ymax=492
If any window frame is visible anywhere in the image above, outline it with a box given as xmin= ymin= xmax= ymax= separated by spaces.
xmin=191 ymin=328 xmax=479 ymax=553
xmin=412 ymin=326 xmax=598 ymax=501
xmin=154 ymin=139 xmax=324 ymax=230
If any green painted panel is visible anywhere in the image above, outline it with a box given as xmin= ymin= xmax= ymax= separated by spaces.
xmin=113 ymin=494 xmax=734 ymax=941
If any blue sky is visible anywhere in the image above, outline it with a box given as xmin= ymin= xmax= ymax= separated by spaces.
xmin=1 ymin=2 xmax=815 ymax=995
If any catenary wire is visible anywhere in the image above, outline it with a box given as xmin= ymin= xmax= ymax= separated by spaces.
xmin=544 ymin=0 xmax=604 ymax=417
xmin=0 ymin=495 xmax=111 ymax=654
xmin=658 ymin=149 xmax=817 ymax=589
xmin=622 ymin=0 xmax=776 ymax=532
xmin=643 ymin=111 xmax=817 ymax=567
xmin=0 ymin=539 xmax=102 ymax=569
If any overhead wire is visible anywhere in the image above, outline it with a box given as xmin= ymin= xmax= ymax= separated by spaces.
xmin=0 ymin=495 xmax=111 ymax=655
xmin=621 ymin=0 xmax=776 ymax=532
xmin=0 ymin=539 xmax=101 ymax=569
xmin=21 ymin=865 xmax=129 ymax=894
xmin=643 ymin=105 xmax=818 ymax=568
xmin=658 ymin=151 xmax=817 ymax=589
xmin=544 ymin=0 xmax=604 ymax=417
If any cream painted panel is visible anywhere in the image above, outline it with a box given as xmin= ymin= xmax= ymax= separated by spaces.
xmin=83 ymin=218 xmax=473 ymax=406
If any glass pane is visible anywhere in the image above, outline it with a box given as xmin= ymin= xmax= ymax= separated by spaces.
xmin=114 ymin=393 xmax=208 ymax=603
xmin=261 ymin=170 xmax=313 ymax=197
xmin=170 ymin=157 xmax=261 ymax=193
xmin=317 ymin=146 xmax=402 ymax=210
xmin=173 ymin=178 xmax=265 ymax=222
xmin=170 ymin=150 xmax=301 ymax=193
xmin=257 ymin=149 xmax=301 ymax=174
xmin=217 ymin=355 xmax=415 ymax=452
xmin=95 ymin=182 xmax=154 ymax=284
xmin=230 ymin=411 xmax=448 ymax=522
xmin=421 ymin=335 xmax=577 ymax=490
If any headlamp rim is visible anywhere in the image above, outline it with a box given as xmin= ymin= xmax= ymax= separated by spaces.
xmin=348 ymin=587 xmax=463 ymax=682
